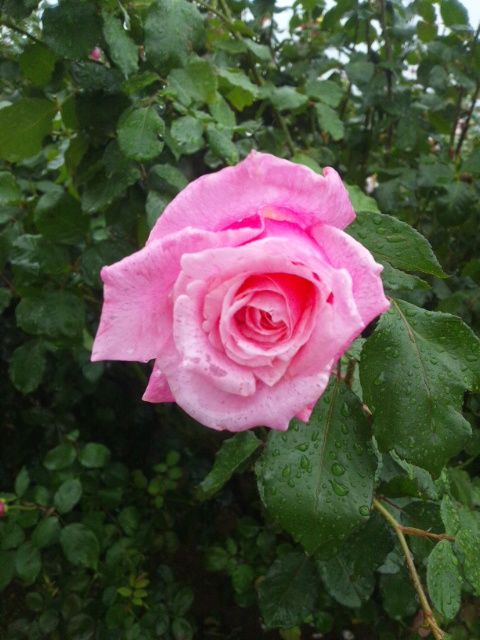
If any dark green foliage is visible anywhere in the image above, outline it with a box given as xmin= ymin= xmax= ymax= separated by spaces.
xmin=1 ymin=0 xmax=480 ymax=638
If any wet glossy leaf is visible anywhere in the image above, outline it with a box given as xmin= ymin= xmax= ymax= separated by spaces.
xmin=256 ymin=380 xmax=377 ymax=556
xmin=0 ymin=99 xmax=56 ymax=162
xmin=361 ymin=300 xmax=480 ymax=474
xmin=427 ymin=540 xmax=461 ymax=620
xmin=348 ymin=210 xmax=445 ymax=277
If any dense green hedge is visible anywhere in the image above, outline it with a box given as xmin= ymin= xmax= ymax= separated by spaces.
xmin=1 ymin=0 xmax=480 ymax=638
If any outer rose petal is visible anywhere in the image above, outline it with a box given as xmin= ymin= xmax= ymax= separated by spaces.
xmin=148 ymin=151 xmax=355 ymax=243
xmin=152 ymin=338 xmax=332 ymax=431
xmin=91 ymin=224 xmax=263 ymax=363
xmin=143 ymin=361 xmax=175 ymax=402
xmin=309 ymin=223 xmax=390 ymax=325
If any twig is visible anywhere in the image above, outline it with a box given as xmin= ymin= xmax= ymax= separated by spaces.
xmin=373 ymin=498 xmax=446 ymax=640
xmin=399 ymin=525 xmax=455 ymax=542
xmin=344 ymin=359 xmax=356 ymax=387
xmin=455 ymin=23 xmax=480 ymax=158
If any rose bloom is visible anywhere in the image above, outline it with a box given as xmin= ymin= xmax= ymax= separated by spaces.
xmin=92 ymin=152 xmax=389 ymax=431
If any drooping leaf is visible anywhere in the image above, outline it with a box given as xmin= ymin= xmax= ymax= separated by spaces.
xmin=256 ymin=380 xmax=377 ymax=556
xmin=258 ymin=551 xmax=319 ymax=628
xmin=0 ymin=99 xmax=56 ymax=162
xmin=361 ymin=299 xmax=480 ymax=474
xmin=198 ymin=432 xmax=261 ymax=500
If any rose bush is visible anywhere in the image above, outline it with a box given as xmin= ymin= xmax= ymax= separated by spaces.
xmin=92 ymin=151 xmax=389 ymax=430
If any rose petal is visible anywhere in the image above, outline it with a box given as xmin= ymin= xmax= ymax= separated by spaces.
xmin=154 ymin=338 xmax=332 ymax=431
xmin=148 ymin=151 xmax=355 ymax=243
xmin=143 ymin=361 xmax=175 ymax=402
xmin=91 ymin=224 xmax=263 ymax=363
xmin=173 ymin=281 xmax=256 ymax=397
xmin=309 ymin=223 xmax=390 ymax=325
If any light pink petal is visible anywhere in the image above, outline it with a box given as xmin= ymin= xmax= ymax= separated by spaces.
xmin=154 ymin=339 xmax=332 ymax=431
xmin=143 ymin=361 xmax=175 ymax=402
xmin=148 ymin=151 xmax=355 ymax=243
xmin=296 ymin=403 xmax=315 ymax=423
xmin=172 ymin=281 xmax=256 ymax=397
xmin=91 ymin=224 xmax=263 ymax=363
xmin=288 ymin=268 xmax=364 ymax=377
xmin=309 ymin=223 xmax=390 ymax=325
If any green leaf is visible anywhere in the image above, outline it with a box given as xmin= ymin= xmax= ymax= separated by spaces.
xmin=0 ymin=172 xmax=22 ymax=205
xmin=244 ymin=39 xmax=271 ymax=61
xmin=9 ymin=341 xmax=46 ymax=394
xmin=19 ymin=44 xmax=57 ymax=86
xmin=43 ymin=0 xmax=102 ymax=59
xmin=440 ymin=0 xmax=469 ymax=26
xmin=381 ymin=263 xmax=430 ymax=294
xmin=455 ymin=529 xmax=480 ymax=594
xmin=16 ymin=292 xmax=85 ymax=339
xmin=318 ymin=513 xmax=393 ymax=607
xmin=346 ymin=185 xmax=380 ymax=213
xmin=217 ymin=68 xmax=259 ymax=111
xmin=206 ymin=126 xmax=239 ymax=165
xmin=151 ymin=164 xmax=188 ymax=193
xmin=34 ymin=190 xmax=88 ymax=244
xmin=348 ymin=210 xmax=445 ymax=277
xmin=265 ymin=85 xmax=308 ymax=112
xmin=380 ymin=568 xmax=418 ymax=619
xmin=117 ymin=107 xmax=165 ymax=162
xmin=315 ymin=103 xmax=344 ymax=141
xmin=43 ymin=443 xmax=77 ymax=471
xmin=15 ymin=542 xmax=41 ymax=583
xmin=256 ymin=380 xmax=377 ymax=556
xmin=14 ymin=467 xmax=30 ymax=498
xmin=79 ymin=443 xmax=111 ymax=469
xmin=258 ymin=551 xmax=319 ymax=628
xmin=305 ymin=79 xmax=343 ymax=107
xmin=60 ymin=524 xmax=100 ymax=570
xmin=198 ymin=432 xmax=261 ymax=500
xmin=427 ymin=540 xmax=461 ymax=620
xmin=361 ymin=299 xmax=480 ymax=474
xmin=54 ymin=478 xmax=82 ymax=514
xmin=145 ymin=0 xmax=205 ymax=72
xmin=168 ymin=59 xmax=217 ymax=105
xmin=31 ymin=518 xmax=61 ymax=549
xmin=345 ymin=60 xmax=375 ymax=85
xmin=209 ymin=94 xmax=236 ymax=129
xmin=0 ymin=551 xmax=15 ymax=591
xmin=0 ymin=99 xmax=56 ymax=162
xmin=170 ymin=116 xmax=204 ymax=155
xmin=102 ymin=12 xmax=138 ymax=78
xmin=11 ymin=234 xmax=70 ymax=278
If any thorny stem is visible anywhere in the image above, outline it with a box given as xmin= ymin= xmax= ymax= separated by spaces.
xmin=344 ymin=359 xmax=357 ymax=388
xmin=373 ymin=498 xmax=446 ymax=640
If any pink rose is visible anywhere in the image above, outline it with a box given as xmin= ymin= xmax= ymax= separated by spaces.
xmin=0 ymin=501 xmax=6 ymax=518
xmin=92 ymin=152 xmax=389 ymax=431
xmin=89 ymin=47 xmax=102 ymax=61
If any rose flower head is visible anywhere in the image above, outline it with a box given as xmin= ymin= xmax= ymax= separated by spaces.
xmin=92 ymin=152 xmax=389 ymax=431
